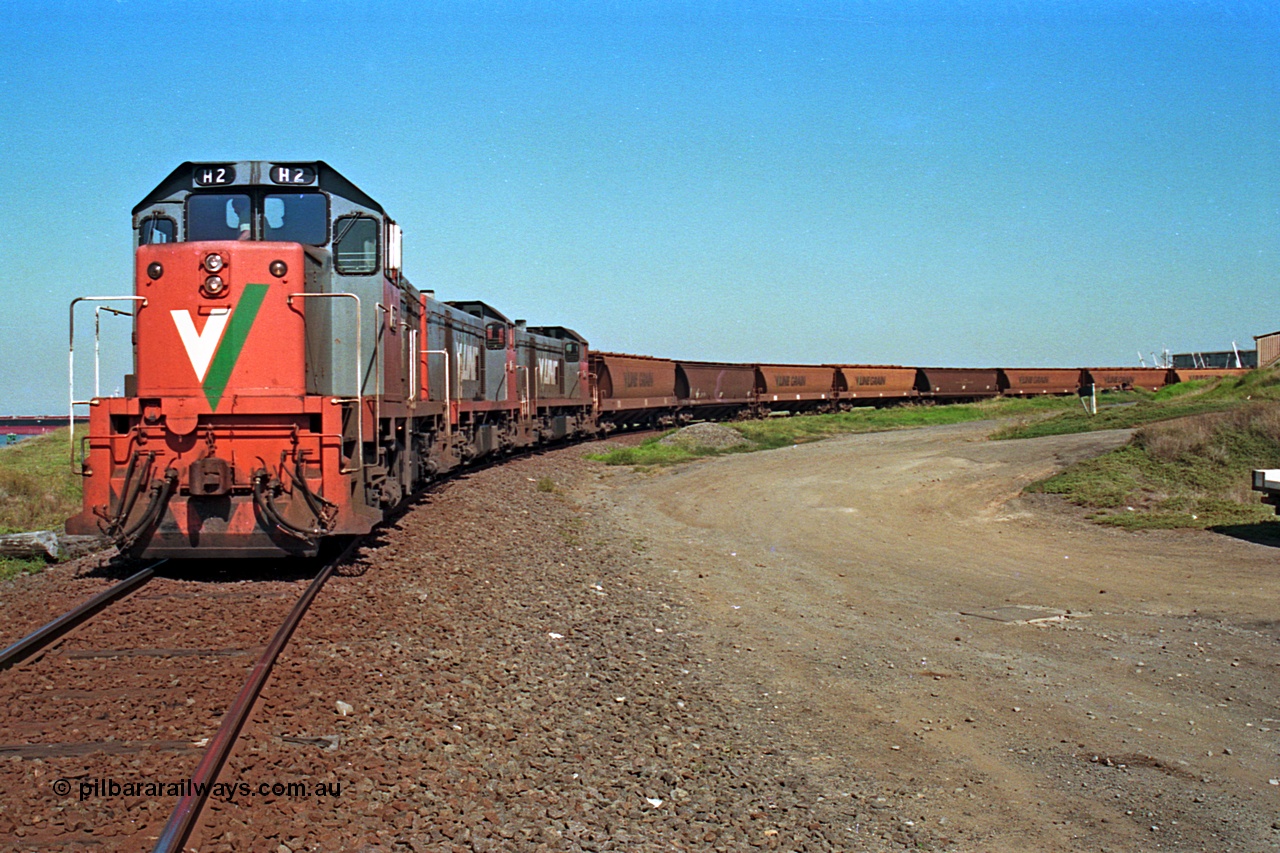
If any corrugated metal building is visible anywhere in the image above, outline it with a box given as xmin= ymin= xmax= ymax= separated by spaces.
xmin=1256 ymin=332 xmax=1280 ymax=368
xmin=1171 ymin=350 xmax=1256 ymax=369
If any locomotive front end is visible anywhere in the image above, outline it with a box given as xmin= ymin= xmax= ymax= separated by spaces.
xmin=67 ymin=162 xmax=387 ymax=557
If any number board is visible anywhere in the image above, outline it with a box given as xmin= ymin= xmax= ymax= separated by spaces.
xmin=269 ymin=164 xmax=318 ymax=186
xmin=193 ymin=165 xmax=237 ymax=186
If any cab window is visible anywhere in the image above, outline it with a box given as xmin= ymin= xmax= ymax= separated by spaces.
xmin=485 ymin=323 xmax=507 ymax=350
xmin=565 ymin=342 xmax=581 ymax=360
xmin=139 ymin=216 xmax=176 ymax=245
xmin=334 ymin=216 xmax=379 ymax=275
xmin=187 ymin=194 xmax=251 ymax=241
xmin=264 ymin=193 xmax=328 ymax=245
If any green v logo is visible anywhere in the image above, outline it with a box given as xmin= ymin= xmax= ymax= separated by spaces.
xmin=170 ymin=284 xmax=269 ymax=409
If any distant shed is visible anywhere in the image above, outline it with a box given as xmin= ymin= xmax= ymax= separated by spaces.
xmin=1171 ymin=350 xmax=1255 ymax=369
xmin=1255 ymin=331 xmax=1280 ymax=368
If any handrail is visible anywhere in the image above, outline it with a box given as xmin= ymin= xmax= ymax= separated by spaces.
xmin=287 ymin=292 xmax=363 ymax=475
xmin=422 ymin=349 xmax=451 ymax=440
xmin=406 ymin=327 xmax=418 ymax=404
xmin=402 ymin=320 xmax=415 ymax=405
xmin=69 ymin=296 xmax=147 ymax=469
xmin=375 ymin=303 xmax=388 ymax=452
xmin=515 ymin=365 xmax=531 ymax=418
xmin=94 ymin=305 xmax=132 ymax=398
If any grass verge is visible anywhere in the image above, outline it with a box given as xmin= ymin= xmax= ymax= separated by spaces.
xmin=0 ymin=428 xmax=85 ymax=580
xmin=0 ymin=556 xmax=47 ymax=583
xmin=1027 ymin=402 xmax=1280 ymax=531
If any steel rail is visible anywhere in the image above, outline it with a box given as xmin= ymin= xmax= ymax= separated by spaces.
xmin=0 ymin=562 xmax=162 ymax=672
xmin=151 ymin=538 xmax=361 ymax=853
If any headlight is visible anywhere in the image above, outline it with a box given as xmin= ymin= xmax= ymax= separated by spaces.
xmin=203 ymin=253 xmax=225 ymax=273
xmin=202 ymin=275 xmax=227 ymax=298
xmin=269 ymin=260 xmax=288 ymax=278
xmin=146 ymin=262 xmax=164 ymax=280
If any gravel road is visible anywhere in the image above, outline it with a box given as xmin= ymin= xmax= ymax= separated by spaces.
xmin=592 ymin=421 xmax=1280 ymax=852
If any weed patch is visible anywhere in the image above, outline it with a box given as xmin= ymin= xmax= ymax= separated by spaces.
xmin=0 ymin=556 xmax=47 ymax=582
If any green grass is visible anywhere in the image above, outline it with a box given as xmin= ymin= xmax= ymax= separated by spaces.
xmin=588 ymin=395 xmax=1081 ymax=467
xmin=0 ymin=427 xmax=86 ymax=580
xmin=586 ymin=438 xmax=707 ymax=468
xmin=1028 ymin=401 xmax=1280 ymax=531
xmin=0 ymin=556 xmax=47 ymax=582
xmin=1003 ymin=369 xmax=1280 ymax=530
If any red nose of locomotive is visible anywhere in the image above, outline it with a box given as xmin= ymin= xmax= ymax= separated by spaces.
xmin=135 ymin=241 xmax=306 ymax=408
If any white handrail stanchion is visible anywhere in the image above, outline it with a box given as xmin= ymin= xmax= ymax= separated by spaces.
xmin=422 ymin=349 xmax=451 ymax=441
xmin=69 ymin=296 xmax=147 ymax=469
xmin=288 ymin=292 xmax=363 ymax=475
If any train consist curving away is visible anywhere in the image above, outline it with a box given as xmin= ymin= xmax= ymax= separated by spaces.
xmin=64 ymin=162 xmax=1251 ymax=559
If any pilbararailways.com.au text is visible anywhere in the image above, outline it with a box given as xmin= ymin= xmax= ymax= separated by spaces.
xmin=53 ymin=778 xmax=342 ymax=803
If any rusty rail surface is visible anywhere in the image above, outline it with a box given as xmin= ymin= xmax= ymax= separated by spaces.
xmin=151 ymin=538 xmax=360 ymax=853
xmin=0 ymin=563 xmax=161 ymax=671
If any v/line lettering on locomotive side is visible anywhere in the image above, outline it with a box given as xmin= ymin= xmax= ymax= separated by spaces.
xmin=538 ymin=356 xmax=560 ymax=388
xmin=456 ymin=342 xmax=480 ymax=382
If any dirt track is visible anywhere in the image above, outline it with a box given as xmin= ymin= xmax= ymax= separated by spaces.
xmin=586 ymin=421 xmax=1280 ymax=852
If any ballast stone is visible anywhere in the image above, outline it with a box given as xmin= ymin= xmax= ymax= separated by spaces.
xmin=658 ymin=423 xmax=750 ymax=450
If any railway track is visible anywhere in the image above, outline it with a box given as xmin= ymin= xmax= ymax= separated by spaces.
xmin=0 ymin=543 xmax=359 ymax=851
xmin=0 ymin=562 xmax=162 ymax=672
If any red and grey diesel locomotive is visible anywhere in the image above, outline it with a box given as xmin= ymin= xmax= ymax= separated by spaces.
xmin=66 ymin=161 xmax=1251 ymax=559
xmin=66 ymin=161 xmax=594 ymax=558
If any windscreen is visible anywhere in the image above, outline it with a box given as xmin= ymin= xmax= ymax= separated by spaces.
xmin=187 ymin=194 xmax=251 ymax=241
xmin=264 ymin=193 xmax=328 ymax=244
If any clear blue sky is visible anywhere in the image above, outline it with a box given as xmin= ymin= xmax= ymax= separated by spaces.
xmin=1 ymin=0 xmax=1276 ymax=413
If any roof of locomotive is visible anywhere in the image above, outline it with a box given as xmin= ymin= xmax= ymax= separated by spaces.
xmin=447 ymin=301 xmax=513 ymax=324
xmin=526 ymin=326 xmax=587 ymax=344
xmin=133 ymin=161 xmax=386 ymax=216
